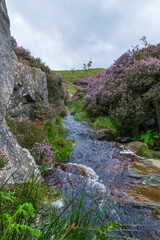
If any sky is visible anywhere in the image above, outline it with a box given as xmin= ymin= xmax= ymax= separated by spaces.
xmin=6 ymin=0 xmax=160 ymax=70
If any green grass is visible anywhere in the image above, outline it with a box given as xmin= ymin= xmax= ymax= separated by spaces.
xmin=55 ymin=68 xmax=105 ymax=98
xmin=74 ymin=113 xmax=92 ymax=123
xmin=68 ymin=98 xmax=92 ymax=124
xmin=68 ymin=99 xmax=84 ymax=115
xmin=93 ymin=116 xmax=117 ymax=134
xmin=0 ymin=176 xmax=137 ymax=240
xmin=54 ymin=68 xmax=105 ymax=83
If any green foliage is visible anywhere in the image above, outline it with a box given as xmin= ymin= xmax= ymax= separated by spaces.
xmin=45 ymin=116 xmax=65 ymax=141
xmin=7 ymin=114 xmax=73 ymax=166
xmin=56 ymin=68 xmax=105 ymax=100
xmin=69 ymin=98 xmax=93 ymax=123
xmin=93 ymin=116 xmax=117 ymax=134
xmin=45 ymin=117 xmax=73 ymax=162
xmin=55 ymin=68 xmax=105 ymax=84
xmin=93 ymin=222 xmax=122 ymax=239
xmin=52 ymin=136 xmax=73 ymax=161
xmin=83 ymin=59 xmax=93 ymax=70
xmin=139 ymin=36 xmax=148 ymax=47
xmin=74 ymin=113 xmax=92 ymax=123
xmin=69 ymin=99 xmax=84 ymax=115
xmin=7 ymin=118 xmax=47 ymax=149
xmin=140 ymin=130 xmax=154 ymax=148
xmin=14 ymin=174 xmax=47 ymax=208
xmin=34 ymin=100 xmax=56 ymax=123
xmin=0 ymin=191 xmax=41 ymax=239
xmin=0 ymin=177 xmax=138 ymax=240
xmin=140 ymin=130 xmax=160 ymax=150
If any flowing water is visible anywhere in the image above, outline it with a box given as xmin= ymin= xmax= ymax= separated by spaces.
xmin=45 ymin=114 xmax=160 ymax=240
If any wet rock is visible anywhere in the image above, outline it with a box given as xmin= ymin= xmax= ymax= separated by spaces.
xmin=125 ymin=141 xmax=149 ymax=154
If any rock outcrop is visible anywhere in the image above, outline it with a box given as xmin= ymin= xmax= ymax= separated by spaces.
xmin=0 ymin=0 xmax=40 ymax=185
xmin=7 ymin=52 xmax=48 ymax=119
xmin=0 ymin=0 xmax=14 ymax=117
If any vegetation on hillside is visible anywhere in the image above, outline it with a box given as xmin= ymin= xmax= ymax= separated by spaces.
xmin=68 ymin=44 xmax=160 ymax=150
xmin=55 ymin=68 xmax=105 ymax=98
xmin=6 ymin=101 xmax=72 ymax=173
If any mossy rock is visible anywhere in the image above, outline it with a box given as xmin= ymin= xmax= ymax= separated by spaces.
xmin=96 ymin=128 xmax=115 ymax=141
xmin=126 ymin=141 xmax=150 ymax=157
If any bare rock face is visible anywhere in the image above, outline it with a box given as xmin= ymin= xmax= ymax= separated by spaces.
xmin=0 ymin=0 xmax=14 ymax=118
xmin=7 ymin=52 xmax=48 ymax=119
xmin=0 ymin=0 xmax=40 ymax=185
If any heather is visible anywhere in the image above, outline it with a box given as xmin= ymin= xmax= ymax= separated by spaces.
xmin=6 ymin=102 xmax=73 ymax=170
xmin=55 ymin=68 xmax=105 ymax=99
xmin=70 ymin=44 xmax=160 ymax=143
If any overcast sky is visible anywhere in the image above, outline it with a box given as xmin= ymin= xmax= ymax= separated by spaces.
xmin=6 ymin=0 xmax=160 ymax=70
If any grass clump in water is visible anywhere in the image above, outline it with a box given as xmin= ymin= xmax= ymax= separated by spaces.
xmin=93 ymin=116 xmax=117 ymax=134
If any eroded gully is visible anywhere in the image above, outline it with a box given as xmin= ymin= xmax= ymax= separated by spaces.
xmin=44 ymin=114 xmax=160 ymax=240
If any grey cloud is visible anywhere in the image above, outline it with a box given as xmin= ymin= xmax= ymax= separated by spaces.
xmin=6 ymin=0 xmax=160 ymax=70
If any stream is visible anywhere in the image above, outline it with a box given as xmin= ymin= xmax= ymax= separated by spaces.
xmin=45 ymin=114 xmax=160 ymax=240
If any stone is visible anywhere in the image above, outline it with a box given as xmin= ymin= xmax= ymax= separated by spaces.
xmin=7 ymin=52 xmax=48 ymax=119
xmin=0 ymin=121 xmax=40 ymax=184
xmin=152 ymin=151 xmax=160 ymax=159
xmin=0 ymin=0 xmax=14 ymax=117
xmin=147 ymin=159 xmax=160 ymax=169
xmin=96 ymin=128 xmax=115 ymax=141
xmin=0 ymin=0 xmax=40 ymax=185
xmin=125 ymin=141 xmax=149 ymax=154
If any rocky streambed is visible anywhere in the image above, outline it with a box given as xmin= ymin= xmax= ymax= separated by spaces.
xmin=45 ymin=114 xmax=160 ymax=240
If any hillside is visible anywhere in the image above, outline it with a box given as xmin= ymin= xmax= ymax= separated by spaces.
xmin=54 ymin=68 xmax=105 ymax=96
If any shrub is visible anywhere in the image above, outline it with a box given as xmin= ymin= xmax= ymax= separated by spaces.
xmin=7 ymin=118 xmax=47 ymax=149
xmin=31 ymin=140 xmax=54 ymax=169
xmin=140 ymin=130 xmax=154 ymax=148
xmin=71 ymin=44 xmax=160 ymax=136
xmin=140 ymin=130 xmax=160 ymax=150
xmin=11 ymin=37 xmax=50 ymax=74
xmin=34 ymin=100 xmax=56 ymax=123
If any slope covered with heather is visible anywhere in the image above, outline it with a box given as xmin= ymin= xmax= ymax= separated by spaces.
xmin=69 ymin=45 xmax=160 ymax=148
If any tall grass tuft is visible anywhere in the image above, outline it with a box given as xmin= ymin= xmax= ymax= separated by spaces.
xmin=0 ymin=174 xmax=138 ymax=240
xmin=93 ymin=116 xmax=117 ymax=134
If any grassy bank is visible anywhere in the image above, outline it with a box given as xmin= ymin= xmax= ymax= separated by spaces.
xmin=54 ymin=68 xmax=105 ymax=98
